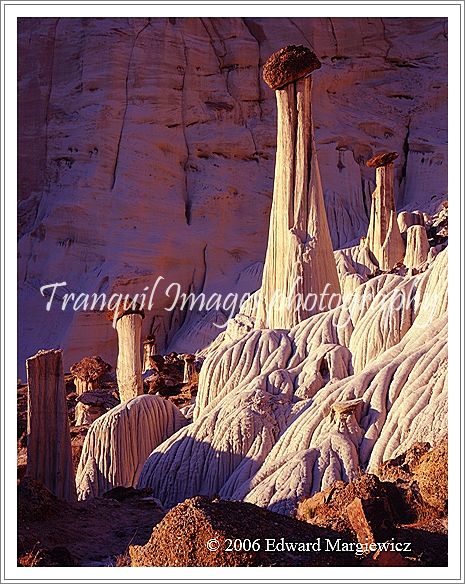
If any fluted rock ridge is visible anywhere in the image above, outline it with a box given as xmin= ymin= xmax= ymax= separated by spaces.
xmin=76 ymin=394 xmax=187 ymax=500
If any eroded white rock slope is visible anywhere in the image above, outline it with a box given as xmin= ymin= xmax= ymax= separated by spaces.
xmin=138 ymin=248 xmax=447 ymax=514
xmin=18 ymin=18 xmax=447 ymax=373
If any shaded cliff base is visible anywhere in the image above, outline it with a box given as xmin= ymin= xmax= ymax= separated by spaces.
xmin=18 ymin=440 xmax=447 ymax=567
xmin=17 ymin=479 xmax=164 ymax=567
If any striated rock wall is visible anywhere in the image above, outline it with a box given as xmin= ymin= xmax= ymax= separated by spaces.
xmin=18 ymin=17 xmax=447 ymax=373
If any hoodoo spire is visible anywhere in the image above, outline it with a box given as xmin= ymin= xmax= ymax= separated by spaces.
xmin=365 ymin=151 xmax=405 ymax=271
xmin=256 ymin=45 xmax=341 ymax=329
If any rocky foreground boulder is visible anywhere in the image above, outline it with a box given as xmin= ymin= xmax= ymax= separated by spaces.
xmin=376 ymin=438 xmax=448 ymax=520
xmin=295 ymin=440 xmax=447 ymax=566
xmin=129 ymin=496 xmax=356 ymax=567
xmin=131 ymin=440 xmax=447 ymax=568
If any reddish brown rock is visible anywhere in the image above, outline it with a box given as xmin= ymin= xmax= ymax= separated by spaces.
xmin=372 ymin=549 xmax=409 ymax=567
xmin=106 ymin=298 xmax=145 ymax=324
xmin=377 ymin=439 xmax=448 ymax=521
xmin=412 ymin=439 xmax=448 ymax=515
xmin=366 ymin=151 xmax=399 ymax=168
xmin=296 ymin=488 xmax=332 ymax=522
xmin=377 ymin=441 xmax=431 ymax=482
xmin=346 ymin=497 xmax=375 ymax=545
xmin=70 ymin=355 xmax=111 ymax=394
xmin=297 ymin=474 xmax=399 ymax=534
xmin=346 ymin=496 xmax=394 ymax=545
xmin=262 ymin=45 xmax=321 ymax=89
xmin=129 ymin=496 xmax=354 ymax=567
xmin=361 ymin=549 xmax=410 ymax=567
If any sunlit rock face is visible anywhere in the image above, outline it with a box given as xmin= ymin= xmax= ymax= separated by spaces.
xmin=18 ymin=17 xmax=447 ymax=374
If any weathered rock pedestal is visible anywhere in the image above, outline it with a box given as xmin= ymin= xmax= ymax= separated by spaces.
xmin=181 ymin=354 xmax=196 ymax=384
xmin=366 ymin=152 xmax=405 ymax=271
xmin=331 ymin=397 xmax=364 ymax=446
xmin=255 ymin=45 xmax=341 ymax=330
xmin=404 ymin=224 xmax=430 ymax=269
xmin=26 ymin=349 xmax=76 ymax=501
xmin=116 ymin=314 xmax=144 ymax=403
xmin=74 ymin=391 xmax=118 ymax=426
xmin=108 ymin=301 xmax=145 ymax=403
xmin=142 ymin=336 xmax=157 ymax=373
xmin=70 ymin=355 xmax=111 ymax=395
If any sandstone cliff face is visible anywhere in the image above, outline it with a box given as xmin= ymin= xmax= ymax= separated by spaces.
xmin=18 ymin=17 xmax=447 ymax=373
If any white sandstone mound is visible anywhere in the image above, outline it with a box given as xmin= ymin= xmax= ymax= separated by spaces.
xmin=196 ymin=248 xmax=447 ymax=418
xmin=237 ymin=313 xmax=447 ymax=515
xmin=76 ymin=394 xmax=187 ymax=500
xmin=138 ymin=249 xmax=447 ymax=514
xmin=138 ymin=376 xmax=295 ymax=508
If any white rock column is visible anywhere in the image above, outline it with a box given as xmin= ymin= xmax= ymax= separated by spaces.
xmin=404 ymin=224 xmax=430 ymax=269
xmin=26 ymin=349 xmax=76 ymax=501
xmin=116 ymin=312 xmax=144 ymax=403
xmin=366 ymin=152 xmax=405 ymax=271
xmin=255 ymin=45 xmax=341 ymax=330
